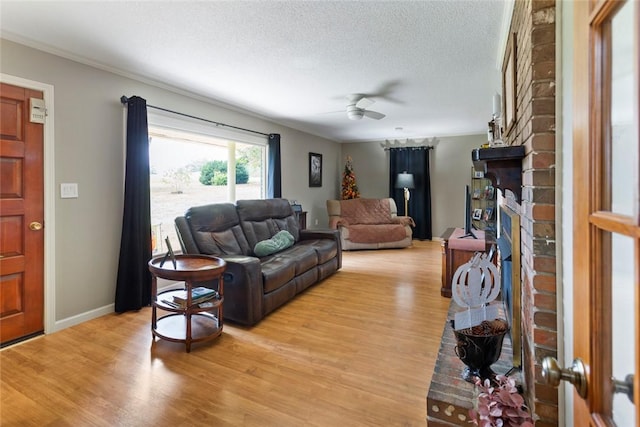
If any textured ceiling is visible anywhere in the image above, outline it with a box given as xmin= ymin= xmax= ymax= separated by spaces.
xmin=1 ymin=1 xmax=509 ymax=142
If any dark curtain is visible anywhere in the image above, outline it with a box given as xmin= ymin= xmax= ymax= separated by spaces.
xmin=388 ymin=147 xmax=432 ymax=240
xmin=115 ymin=96 xmax=152 ymax=313
xmin=267 ymin=133 xmax=281 ymax=198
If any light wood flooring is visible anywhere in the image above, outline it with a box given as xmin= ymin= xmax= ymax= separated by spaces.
xmin=1 ymin=240 xmax=450 ymax=426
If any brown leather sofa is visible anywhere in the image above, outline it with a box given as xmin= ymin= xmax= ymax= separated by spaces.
xmin=175 ymin=198 xmax=342 ymax=326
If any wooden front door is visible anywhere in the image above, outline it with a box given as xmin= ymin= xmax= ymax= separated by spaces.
xmin=0 ymin=82 xmax=45 ymax=345
xmin=571 ymin=0 xmax=639 ymax=425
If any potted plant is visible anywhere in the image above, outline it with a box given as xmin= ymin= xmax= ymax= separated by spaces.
xmin=469 ymin=374 xmax=534 ymax=427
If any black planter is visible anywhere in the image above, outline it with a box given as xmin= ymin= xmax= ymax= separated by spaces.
xmin=452 ymin=319 xmax=509 ymax=383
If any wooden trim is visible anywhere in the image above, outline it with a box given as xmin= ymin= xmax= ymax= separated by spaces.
xmin=499 ymin=205 xmax=521 ymax=367
xmin=590 ymin=211 xmax=640 ymax=237
xmin=576 ymin=0 xmax=639 ymax=423
xmin=572 ymin=1 xmax=593 ymax=424
xmin=590 ymin=2 xmax=611 ymax=416
xmin=636 ymin=237 xmax=640 ymax=425
xmin=502 ymin=32 xmax=517 ymax=136
xmin=634 ymin=4 xmax=640 ymax=423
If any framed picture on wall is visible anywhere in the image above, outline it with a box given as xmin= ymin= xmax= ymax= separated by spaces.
xmin=502 ymin=32 xmax=517 ymax=136
xmin=309 ymin=152 xmax=322 ymax=187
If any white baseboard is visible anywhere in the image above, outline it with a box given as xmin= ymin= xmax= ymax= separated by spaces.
xmin=53 ymin=303 xmax=115 ymax=332
xmin=50 ymin=279 xmax=183 ymax=333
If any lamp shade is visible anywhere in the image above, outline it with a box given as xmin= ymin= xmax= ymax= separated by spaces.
xmin=395 ymin=172 xmax=415 ymax=189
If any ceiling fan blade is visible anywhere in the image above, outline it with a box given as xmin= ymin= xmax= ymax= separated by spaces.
xmin=363 ymin=110 xmax=385 ymax=120
xmin=355 ymin=97 xmax=374 ymax=109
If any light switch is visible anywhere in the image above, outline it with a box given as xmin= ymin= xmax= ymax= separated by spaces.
xmin=60 ymin=183 xmax=79 ymax=199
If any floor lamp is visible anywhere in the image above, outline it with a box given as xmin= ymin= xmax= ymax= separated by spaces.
xmin=395 ymin=172 xmax=415 ymax=216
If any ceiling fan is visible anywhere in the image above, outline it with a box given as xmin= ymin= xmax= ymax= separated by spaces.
xmin=345 ymin=94 xmax=386 ymax=121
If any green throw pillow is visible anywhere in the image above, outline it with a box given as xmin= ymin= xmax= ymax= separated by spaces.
xmin=254 ymin=230 xmax=295 ymax=257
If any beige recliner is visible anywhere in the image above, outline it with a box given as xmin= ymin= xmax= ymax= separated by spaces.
xmin=326 ymin=198 xmax=414 ymax=250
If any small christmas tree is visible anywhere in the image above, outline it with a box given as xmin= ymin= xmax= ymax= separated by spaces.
xmin=341 ymin=156 xmax=360 ymax=200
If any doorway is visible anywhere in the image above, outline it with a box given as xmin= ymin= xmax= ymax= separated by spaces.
xmin=0 ymin=74 xmax=55 ymax=344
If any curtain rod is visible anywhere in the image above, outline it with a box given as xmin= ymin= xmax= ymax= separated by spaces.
xmin=383 ymin=145 xmax=434 ymax=151
xmin=120 ymin=96 xmax=269 ymax=137
xmin=381 ymin=137 xmax=439 ymax=151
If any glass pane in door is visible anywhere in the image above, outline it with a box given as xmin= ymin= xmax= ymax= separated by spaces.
xmin=609 ymin=1 xmax=637 ymax=425
xmin=610 ymin=0 xmax=637 ymax=217
xmin=611 ymin=232 xmax=635 ymax=424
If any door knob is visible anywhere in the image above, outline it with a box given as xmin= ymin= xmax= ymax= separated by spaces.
xmin=29 ymin=221 xmax=43 ymax=231
xmin=613 ymin=374 xmax=634 ymax=403
xmin=542 ymin=357 xmax=588 ymax=399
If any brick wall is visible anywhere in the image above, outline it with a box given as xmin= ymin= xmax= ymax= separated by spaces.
xmin=504 ymin=1 xmax=558 ymax=425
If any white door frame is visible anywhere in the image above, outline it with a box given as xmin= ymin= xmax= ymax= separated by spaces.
xmin=1 ymin=73 xmax=56 ymax=335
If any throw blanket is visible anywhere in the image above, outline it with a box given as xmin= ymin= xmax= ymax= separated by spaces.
xmin=340 ymin=198 xmax=392 ymax=225
xmin=348 ymin=224 xmax=407 ymax=244
xmin=330 ymin=198 xmax=415 ymax=244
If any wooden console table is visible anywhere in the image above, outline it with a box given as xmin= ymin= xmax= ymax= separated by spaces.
xmin=440 ymin=228 xmax=494 ymax=298
xmin=148 ymin=255 xmax=226 ymax=352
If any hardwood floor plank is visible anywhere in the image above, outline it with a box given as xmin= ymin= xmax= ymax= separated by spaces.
xmin=1 ymin=240 xmax=450 ymax=426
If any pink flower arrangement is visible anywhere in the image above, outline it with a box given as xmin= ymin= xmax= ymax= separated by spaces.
xmin=469 ymin=375 xmax=534 ymax=427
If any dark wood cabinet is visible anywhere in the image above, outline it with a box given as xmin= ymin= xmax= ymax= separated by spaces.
xmin=296 ymin=211 xmax=307 ymax=230
xmin=440 ymin=227 xmax=495 ymax=298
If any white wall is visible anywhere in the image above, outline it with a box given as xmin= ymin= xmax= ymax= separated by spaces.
xmin=0 ymin=39 xmax=341 ymax=326
xmin=559 ymin=2 xmax=574 ymax=425
xmin=341 ymin=134 xmax=486 ymax=237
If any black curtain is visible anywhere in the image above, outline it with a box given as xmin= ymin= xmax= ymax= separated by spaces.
xmin=388 ymin=147 xmax=432 ymax=240
xmin=267 ymin=133 xmax=281 ymax=198
xmin=115 ymin=96 xmax=152 ymax=313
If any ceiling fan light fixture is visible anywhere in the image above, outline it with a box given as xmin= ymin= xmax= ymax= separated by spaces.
xmin=346 ymin=105 xmax=364 ymax=120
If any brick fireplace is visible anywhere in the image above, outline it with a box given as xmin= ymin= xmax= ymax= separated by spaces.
xmin=505 ymin=1 xmax=558 ymax=425
xmin=427 ymin=1 xmax=558 ymax=425
xmin=472 ymin=0 xmax=559 ymax=423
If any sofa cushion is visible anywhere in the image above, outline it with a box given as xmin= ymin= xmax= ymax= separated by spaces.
xmin=260 ymin=256 xmax=296 ymax=293
xmin=295 ymin=267 xmax=318 ymax=293
xmin=254 ymin=230 xmax=295 ymax=257
xmin=298 ymin=239 xmax=338 ymax=265
xmin=185 ymin=203 xmax=251 ymax=255
xmin=237 ymin=199 xmax=300 ymax=247
xmin=278 ymin=244 xmax=318 ymax=274
xmin=348 ymin=224 xmax=408 ymax=243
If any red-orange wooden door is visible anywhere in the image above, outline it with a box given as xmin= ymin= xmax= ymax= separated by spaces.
xmin=572 ymin=0 xmax=639 ymax=425
xmin=0 ymin=82 xmax=45 ymax=345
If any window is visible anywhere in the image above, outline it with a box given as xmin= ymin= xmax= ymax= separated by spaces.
xmin=148 ymin=112 xmax=267 ymax=254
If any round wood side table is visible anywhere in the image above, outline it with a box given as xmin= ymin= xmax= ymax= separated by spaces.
xmin=148 ymin=254 xmax=226 ymax=352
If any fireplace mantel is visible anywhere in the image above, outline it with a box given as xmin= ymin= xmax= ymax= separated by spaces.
xmin=472 ymin=146 xmax=525 ymax=203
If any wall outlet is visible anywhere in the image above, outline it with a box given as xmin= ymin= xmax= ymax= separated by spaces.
xmin=315 ymin=219 xmax=318 ymax=226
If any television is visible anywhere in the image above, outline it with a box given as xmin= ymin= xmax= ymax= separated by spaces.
xmin=460 ymin=184 xmax=477 ymax=239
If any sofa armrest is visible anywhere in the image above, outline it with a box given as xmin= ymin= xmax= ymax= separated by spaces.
xmin=328 ymin=217 xmax=350 ymax=229
xmin=392 ymin=216 xmax=416 ymax=227
xmin=299 ymin=228 xmax=342 ymax=269
xmin=299 ymin=228 xmax=340 ymax=241
xmin=217 ymin=255 xmax=263 ymax=326
xmin=175 ymin=216 xmax=200 ymax=254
